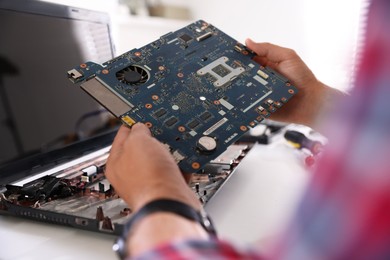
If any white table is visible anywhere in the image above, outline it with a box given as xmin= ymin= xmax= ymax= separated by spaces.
xmin=0 ymin=127 xmax=312 ymax=259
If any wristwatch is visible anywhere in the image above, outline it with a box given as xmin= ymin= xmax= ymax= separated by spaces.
xmin=112 ymin=198 xmax=217 ymax=259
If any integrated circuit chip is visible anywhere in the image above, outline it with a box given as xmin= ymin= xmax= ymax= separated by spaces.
xmin=165 ymin=117 xmax=178 ymax=127
xmin=131 ymin=56 xmax=142 ymax=62
xmin=154 ymin=108 xmax=167 ymax=118
xmin=68 ymin=20 xmax=297 ymax=173
xmin=179 ymin=33 xmax=192 ymax=42
xmin=200 ymin=111 xmax=212 ymax=121
xmin=188 ymin=119 xmax=200 ymax=129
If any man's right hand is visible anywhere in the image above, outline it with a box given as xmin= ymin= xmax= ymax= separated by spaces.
xmin=246 ymin=39 xmax=344 ymax=128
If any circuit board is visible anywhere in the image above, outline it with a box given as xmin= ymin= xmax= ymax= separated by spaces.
xmin=67 ymin=20 xmax=297 ymax=173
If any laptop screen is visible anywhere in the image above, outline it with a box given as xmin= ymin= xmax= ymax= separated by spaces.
xmin=0 ymin=1 xmax=117 ymax=171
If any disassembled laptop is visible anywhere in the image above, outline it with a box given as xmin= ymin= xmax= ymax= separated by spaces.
xmin=1 ymin=20 xmax=296 ymax=235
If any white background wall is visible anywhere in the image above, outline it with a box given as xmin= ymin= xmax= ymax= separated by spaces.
xmin=42 ymin=0 xmax=367 ymax=91
xmin=153 ymin=0 xmax=367 ymax=91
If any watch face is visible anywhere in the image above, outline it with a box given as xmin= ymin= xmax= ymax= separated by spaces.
xmin=113 ymin=237 xmax=127 ymax=259
xmin=199 ymin=208 xmax=217 ymax=235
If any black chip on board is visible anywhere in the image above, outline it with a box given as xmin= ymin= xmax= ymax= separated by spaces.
xmin=188 ymin=119 xmax=200 ymax=129
xmin=165 ymin=117 xmax=178 ymax=127
xmin=132 ymin=56 xmax=142 ymax=62
xmin=179 ymin=34 xmax=193 ymax=42
xmin=200 ymin=111 xmax=212 ymax=121
xmin=154 ymin=108 xmax=167 ymax=118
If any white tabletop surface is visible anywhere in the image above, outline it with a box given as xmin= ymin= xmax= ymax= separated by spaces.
xmin=0 ymin=128 xmax=311 ymax=260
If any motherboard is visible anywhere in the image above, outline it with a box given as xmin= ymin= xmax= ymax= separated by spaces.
xmin=68 ymin=20 xmax=297 ymax=173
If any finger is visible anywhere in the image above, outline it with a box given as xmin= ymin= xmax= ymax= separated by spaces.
xmin=245 ymin=38 xmax=295 ymax=64
xmin=130 ymin=122 xmax=152 ymax=137
xmin=110 ymin=124 xmax=131 ymax=153
xmin=180 ymin=170 xmax=194 ymax=184
xmin=253 ymin=55 xmax=278 ymax=70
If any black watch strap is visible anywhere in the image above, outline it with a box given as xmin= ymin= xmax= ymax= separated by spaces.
xmin=113 ymin=199 xmax=217 ymax=259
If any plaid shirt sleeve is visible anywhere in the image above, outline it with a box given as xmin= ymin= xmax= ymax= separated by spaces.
xmin=130 ymin=0 xmax=390 ymax=259
xmin=131 ymin=238 xmax=264 ymax=260
xmin=273 ymin=1 xmax=390 ymax=259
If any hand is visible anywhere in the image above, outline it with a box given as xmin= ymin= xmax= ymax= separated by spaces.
xmin=245 ymin=39 xmax=344 ymax=128
xmin=105 ymin=123 xmax=200 ymax=212
xmin=105 ymin=123 xmax=208 ymax=257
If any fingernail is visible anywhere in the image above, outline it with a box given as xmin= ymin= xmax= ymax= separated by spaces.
xmin=133 ymin=122 xmax=151 ymax=133
xmin=132 ymin=122 xmax=144 ymax=129
xmin=245 ymin=38 xmax=253 ymax=44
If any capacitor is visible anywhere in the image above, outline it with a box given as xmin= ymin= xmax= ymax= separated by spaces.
xmin=197 ymin=136 xmax=217 ymax=153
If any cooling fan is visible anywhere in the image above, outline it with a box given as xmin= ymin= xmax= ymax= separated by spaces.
xmin=116 ymin=65 xmax=149 ymax=86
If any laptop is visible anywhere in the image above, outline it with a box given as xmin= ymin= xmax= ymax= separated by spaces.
xmin=0 ymin=0 xmax=253 ymax=235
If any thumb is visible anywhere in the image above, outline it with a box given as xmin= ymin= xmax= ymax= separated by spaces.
xmin=130 ymin=122 xmax=152 ymax=137
xmin=245 ymin=39 xmax=293 ymax=64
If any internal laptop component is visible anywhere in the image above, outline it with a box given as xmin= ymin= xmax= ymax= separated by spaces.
xmin=0 ymin=143 xmax=250 ymax=235
xmin=68 ymin=20 xmax=297 ymax=173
